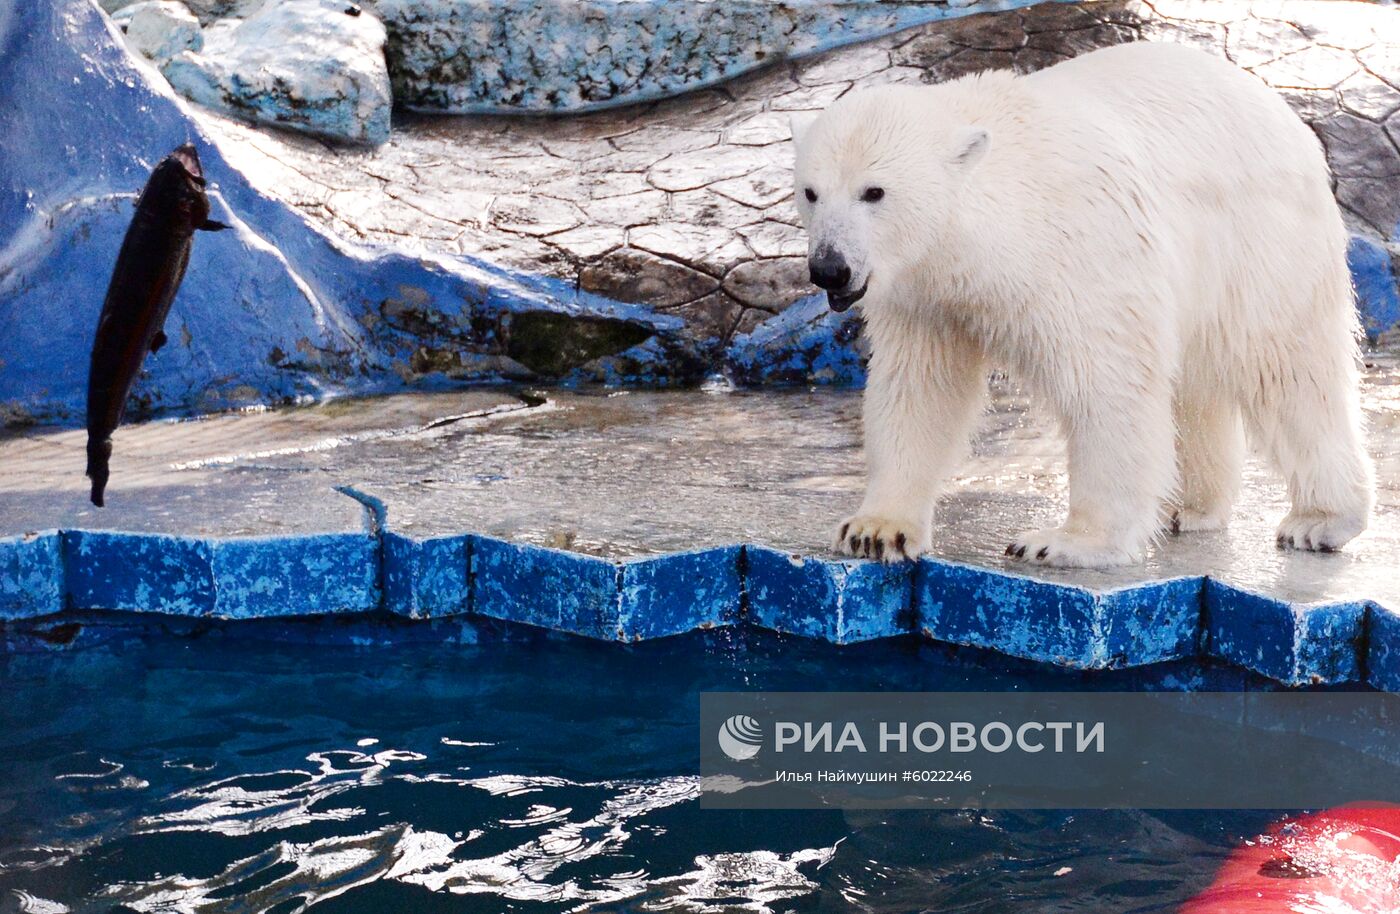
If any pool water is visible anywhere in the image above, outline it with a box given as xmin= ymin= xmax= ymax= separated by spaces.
xmin=0 ymin=617 xmax=1291 ymax=913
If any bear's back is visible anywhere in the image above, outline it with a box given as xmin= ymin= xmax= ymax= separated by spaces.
xmin=1025 ymin=41 xmax=1323 ymax=182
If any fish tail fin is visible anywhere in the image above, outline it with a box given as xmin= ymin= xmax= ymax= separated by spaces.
xmin=86 ymin=437 xmax=111 ymax=508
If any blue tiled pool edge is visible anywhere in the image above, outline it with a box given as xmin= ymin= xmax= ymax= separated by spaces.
xmin=3 ymin=527 xmax=1396 ymax=691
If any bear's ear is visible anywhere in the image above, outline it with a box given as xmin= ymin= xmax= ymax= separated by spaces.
xmin=951 ymin=126 xmax=990 ymax=168
xmin=789 ymin=111 xmax=818 ymax=147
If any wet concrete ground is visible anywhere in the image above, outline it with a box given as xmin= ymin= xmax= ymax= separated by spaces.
xmin=0 ymin=390 xmax=529 ymax=537
xmin=3 ymin=346 xmax=1397 ymax=609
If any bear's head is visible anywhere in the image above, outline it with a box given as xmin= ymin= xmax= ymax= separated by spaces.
xmin=790 ymin=84 xmax=991 ymax=313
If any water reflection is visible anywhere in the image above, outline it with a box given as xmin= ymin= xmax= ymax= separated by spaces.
xmin=37 ymin=745 xmax=832 ymax=913
xmin=0 ymin=624 xmax=1301 ymax=913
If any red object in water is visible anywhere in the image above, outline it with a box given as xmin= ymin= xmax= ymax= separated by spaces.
xmin=1182 ymin=806 xmax=1400 ymax=913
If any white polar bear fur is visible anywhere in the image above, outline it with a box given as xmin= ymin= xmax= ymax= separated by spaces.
xmin=791 ymin=42 xmax=1374 ymax=568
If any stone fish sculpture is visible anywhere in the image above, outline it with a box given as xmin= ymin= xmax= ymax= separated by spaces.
xmin=86 ymin=143 xmax=228 ymax=506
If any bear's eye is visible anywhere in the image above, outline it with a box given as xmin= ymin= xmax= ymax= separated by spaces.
xmin=861 ymin=186 xmax=885 ymax=203
xmin=804 ymin=187 xmax=818 ymax=203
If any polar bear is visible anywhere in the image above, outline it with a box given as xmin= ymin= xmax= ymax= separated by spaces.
xmin=790 ymin=41 xmax=1374 ymax=568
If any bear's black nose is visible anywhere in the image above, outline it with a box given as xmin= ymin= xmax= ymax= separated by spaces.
xmin=809 ymin=249 xmax=851 ymax=291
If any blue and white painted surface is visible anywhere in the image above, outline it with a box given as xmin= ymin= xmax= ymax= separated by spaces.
xmin=917 ymin=563 xmax=1203 ymax=670
xmin=5 ymin=368 xmax=1396 ymax=688
xmin=383 ymin=531 xmax=471 ymax=618
xmin=1370 ymin=607 xmax=1400 ymax=692
xmin=725 ymin=295 xmax=868 ymax=387
xmin=0 ymin=533 xmax=63 ymax=621
xmin=1348 ymin=235 xmax=1400 ymax=343
xmin=618 ymin=546 xmax=744 ymax=640
xmin=745 ymin=546 xmax=912 ymax=643
xmin=1203 ymin=580 xmax=1368 ymax=687
xmin=62 ymin=530 xmax=217 ymax=616
xmin=378 ymin=0 xmax=1065 ymax=114
xmin=4 ymin=526 xmax=1399 ymax=691
xmin=209 ymin=533 xmax=380 ymax=617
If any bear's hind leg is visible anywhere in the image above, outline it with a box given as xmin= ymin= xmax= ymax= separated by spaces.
xmin=1170 ymin=381 xmax=1244 ymax=534
xmin=1245 ymin=348 xmax=1373 ymax=553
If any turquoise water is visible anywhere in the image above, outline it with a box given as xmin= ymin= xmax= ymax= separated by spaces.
xmin=0 ymin=617 xmax=1285 ymax=912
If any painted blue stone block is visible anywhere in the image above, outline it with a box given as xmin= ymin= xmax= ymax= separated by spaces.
xmin=1347 ymin=234 xmax=1400 ymax=341
xmin=1098 ymin=577 xmax=1205 ymax=666
xmin=209 ymin=535 xmax=379 ymax=618
xmin=63 ymin=531 xmax=215 ymax=615
xmin=745 ymin=546 xmax=913 ymax=643
xmin=1205 ymin=580 xmax=1366 ymax=686
xmin=917 ymin=560 xmax=1202 ymax=668
xmin=1368 ymin=604 xmax=1400 ymax=693
xmin=0 ymin=532 xmax=64 ymax=620
xmin=618 ymin=546 xmax=743 ymax=640
xmin=383 ymin=532 xmax=471 ymax=618
xmin=471 ymin=537 xmax=619 ymax=638
xmin=725 ymin=295 xmax=867 ymax=387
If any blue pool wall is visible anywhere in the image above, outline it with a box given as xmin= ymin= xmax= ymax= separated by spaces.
xmin=3 ymin=0 xmax=1398 ymax=427
xmin=4 ymin=525 xmax=1397 ymax=692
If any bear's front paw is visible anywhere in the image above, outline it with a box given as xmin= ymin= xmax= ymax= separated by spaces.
xmin=1005 ymin=527 xmax=1140 ymax=568
xmin=1275 ymin=511 xmax=1365 ymax=553
xmin=835 ymin=516 xmax=926 ymax=563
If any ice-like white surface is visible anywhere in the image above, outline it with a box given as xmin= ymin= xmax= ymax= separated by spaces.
xmin=162 ymin=0 xmax=392 ymax=145
xmin=123 ymin=0 xmax=203 ymax=62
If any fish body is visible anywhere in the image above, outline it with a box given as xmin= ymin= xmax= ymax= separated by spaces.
xmin=85 ymin=143 xmax=227 ymax=506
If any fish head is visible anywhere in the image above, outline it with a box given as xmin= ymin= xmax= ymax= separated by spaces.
xmin=169 ymin=143 xmax=206 ymax=187
xmin=157 ymin=143 xmax=213 ymax=229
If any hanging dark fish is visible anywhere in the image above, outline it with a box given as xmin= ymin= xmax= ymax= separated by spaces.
xmin=85 ymin=143 xmax=229 ymax=507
